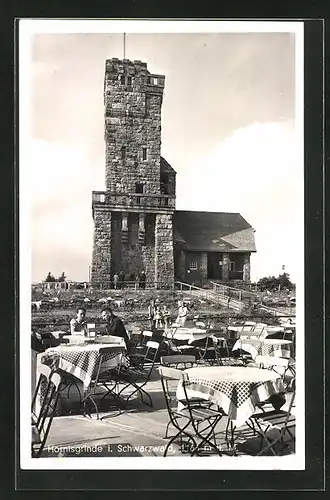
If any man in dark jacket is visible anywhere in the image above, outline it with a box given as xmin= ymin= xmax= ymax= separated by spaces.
xmin=100 ymin=306 xmax=131 ymax=352
xmin=139 ymin=270 xmax=146 ymax=290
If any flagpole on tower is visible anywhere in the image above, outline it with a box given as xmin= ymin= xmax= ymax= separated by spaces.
xmin=123 ymin=33 xmax=126 ymax=59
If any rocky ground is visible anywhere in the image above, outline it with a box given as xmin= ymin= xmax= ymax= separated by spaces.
xmin=31 ymin=288 xmax=284 ymax=334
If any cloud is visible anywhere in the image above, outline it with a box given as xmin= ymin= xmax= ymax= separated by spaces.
xmin=177 ymin=121 xmax=303 ymax=282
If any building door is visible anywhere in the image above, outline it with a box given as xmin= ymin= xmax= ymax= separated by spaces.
xmin=207 ymin=253 xmax=223 ymax=280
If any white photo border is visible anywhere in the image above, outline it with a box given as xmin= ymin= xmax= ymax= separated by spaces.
xmin=19 ymin=19 xmax=305 ymax=471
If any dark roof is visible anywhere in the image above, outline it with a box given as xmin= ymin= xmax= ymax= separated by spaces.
xmin=173 ymin=211 xmax=256 ymax=252
xmin=160 ymin=156 xmax=176 ymax=175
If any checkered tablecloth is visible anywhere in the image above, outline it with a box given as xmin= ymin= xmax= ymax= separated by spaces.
xmin=232 ymin=338 xmax=292 ymax=360
xmin=39 ymin=343 xmax=126 ymax=389
xmin=176 ymin=366 xmax=285 ymax=428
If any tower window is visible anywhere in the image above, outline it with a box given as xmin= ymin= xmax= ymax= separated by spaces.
xmin=135 ymin=183 xmax=144 ymax=194
xmin=121 ymin=146 xmax=126 ymax=159
xmin=142 ymin=147 xmax=147 ymax=160
xmin=120 ymin=75 xmax=125 ymax=84
xmin=127 ymin=76 xmax=132 ymax=85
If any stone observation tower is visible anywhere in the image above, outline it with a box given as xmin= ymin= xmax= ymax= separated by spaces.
xmin=91 ymin=58 xmax=176 ymax=288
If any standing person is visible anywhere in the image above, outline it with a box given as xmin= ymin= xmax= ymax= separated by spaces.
xmin=118 ymin=270 xmax=124 ymax=289
xmin=70 ymin=307 xmax=88 ymax=336
xmin=113 ymin=273 xmax=119 ymax=290
xmin=139 ymin=270 xmax=146 ymax=290
xmin=162 ymin=304 xmax=170 ymax=330
xmin=176 ymin=301 xmax=188 ymax=327
xmin=148 ymin=299 xmax=156 ymax=330
xmin=100 ymin=306 xmax=131 ymax=352
xmin=154 ymin=305 xmax=163 ymax=329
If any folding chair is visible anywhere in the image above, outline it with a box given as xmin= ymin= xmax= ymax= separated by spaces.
xmin=159 ymin=366 xmax=224 ymax=456
xmin=161 ymin=355 xmax=197 ymax=369
xmin=129 ymin=340 xmax=159 ymax=369
xmin=95 ymin=368 xmax=127 ymax=418
xmin=254 ymin=355 xmax=290 ymax=380
xmin=163 ymin=324 xmax=179 ymax=353
xmin=250 ymin=323 xmax=267 ymax=338
xmin=260 ymin=353 xmax=295 ymax=390
xmin=129 ymin=331 xmax=143 ymax=353
xmin=160 ymin=355 xmax=212 ymax=438
xmin=115 ymin=341 xmax=160 ymax=407
xmin=31 ymin=365 xmax=62 ymax=458
xmin=84 ymin=351 xmax=127 ymax=419
xmin=244 ymin=355 xmax=289 ymax=416
xmin=248 ymin=378 xmax=296 ymax=455
xmin=207 ymin=335 xmax=246 ymax=367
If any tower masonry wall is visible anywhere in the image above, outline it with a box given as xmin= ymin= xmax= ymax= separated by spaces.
xmin=91 ymin=58 xmax=175 ymax=287
xmin=104 ymin=58 xmax=164 ymax=195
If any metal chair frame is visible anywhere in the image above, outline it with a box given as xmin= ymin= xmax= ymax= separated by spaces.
xmin=31 ymin=365 xmax=62 ymax=458
xmin=248 ymin=379 xmax=296 ymax=456
xmin=83 ymin=352 xmax=127 ymax=419
xmin=159 ymin=366 xmax=224 ymax=457
xmin=115 ymin=341 xmax=160 ymax=407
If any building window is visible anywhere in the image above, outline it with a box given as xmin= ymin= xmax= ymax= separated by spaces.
xmin=230 ymin=261 xmax=235 ymax=271
xmin=142 ymin=147 xmax=147 ymax=160
xmin=135 ymin=183 xmax=144 ymax=194
xmin=127 ymin=76 xmax=132 ymax=85
xmin=120 ymin=75 xmax=125 ymax=85
xmin=190 ymin=261 xmax=198 ymax=270
xmin=121 ymin=145 xmax=126 ymax=159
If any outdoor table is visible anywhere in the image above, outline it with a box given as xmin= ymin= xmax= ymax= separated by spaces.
xmin=37 ymin=342 xmax=128 ymax=418
xmin=176 ymin=365 xmax=285 ymax=428
xmin=232 ymin=338 xmax=292 ymax=360
xmin=264 ymin=326 xmax=285 ymax=336
xmin=163 ymin=327 xmax=210 ymax=345
xmin=38 ymin=342 xmax=127 ymax=389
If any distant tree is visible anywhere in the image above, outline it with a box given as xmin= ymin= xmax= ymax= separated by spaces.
xmin=257 ymin=273 xmax=294 ymax=292
xmin=58 ymin=272 xmax=66 ymax=282
xmin=45 ymin=271 xmax=56 ymax=282
xmin=257 ymin=276 xmax=278 ymax=291
xmin=277 ymin=272 xmax=294 ymax=291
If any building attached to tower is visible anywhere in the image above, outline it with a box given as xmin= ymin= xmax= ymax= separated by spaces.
xmin=91 ymin=58 xmax=256 ymax=287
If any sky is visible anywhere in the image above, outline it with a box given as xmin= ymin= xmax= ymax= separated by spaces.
xmin=23 ymin=25 xmax=303 ymax=284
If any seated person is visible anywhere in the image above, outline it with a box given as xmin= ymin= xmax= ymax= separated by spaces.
xmin=100 ymin=306 xmax=132 ymax=353
xmin=31 ymin=331 xmax=45 ymax=353
xmin=70 ymin=307 xmax=88 ymax=336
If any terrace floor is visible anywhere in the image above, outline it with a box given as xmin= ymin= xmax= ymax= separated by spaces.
xmin=41 ymin=367 xmax=295 ymax=459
